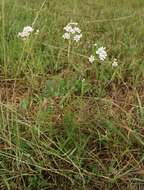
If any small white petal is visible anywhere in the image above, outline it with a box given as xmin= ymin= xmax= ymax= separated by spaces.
xmin=35 ymin=29 xmax=39 ymax=35
xmin=73 ymin=34 xmax=82 ymax=42
xmin=64 ymin=25 xmax=73 ymax=33
xmin=88 ymin=55 xmax=95 ymax=63
xmin=23 ymin=26 xmax=34 ymax=33
xmin=73 ymin=27 xmax=81 ymax=33
xmin=112 ymin=58 xmax=118 ymax=67
xmin=63 ymin=32 xmax=70 ymax=40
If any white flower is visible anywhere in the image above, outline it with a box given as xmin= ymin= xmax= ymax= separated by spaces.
xmin=23 ymin=26 xmax=34 ymax=33
xmin=96 ymin=47 xmax=107 ymax=61
xmin=88 ymin=55 xmax=95 ymax=63
xmin=112 ymin=58 xmax=118 ymax=67
xmin=64 ymin=24 xmax=78 ymax=34
xmin=63 ymin=32 xmax=70 ymax=40
xmin=73 ymin=34 xmax=82 ymax=42
xmin=63 ymin=22 xmax=82 ymax=42
xmin=35 ymin=29 xmax=39 ymax=35
xmin=70 ymin=28 xmax=76 ymax=34
xmin=73 ymin=27 xmax=81 ymax=33
xmin=18 ymin=26 xmax=34 ymax=40
xmin=64 ymin=25 xmax=73 ymax=33
xmin=18 ymin=31 xmax=29 ymax=38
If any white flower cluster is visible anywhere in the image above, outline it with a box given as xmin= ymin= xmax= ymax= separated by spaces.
xmin=18 ymin=26 xmax=34 ymax=40
xmin=112 ymin=58 xmax=118 ymax=67
xmin=35 ymin=29 xmax=39 ymax=35
xmin=96 ymin=47 xmax=107 ymax=61
xmin=89 ymin=46 xmax=107 ymax=63
xmin=18 ymin=26 xmax=39 ymax=40
xmin=63 ymin=22 xmax=82 ymax=42
xmin=88 ymin=45 xmax=118 ymax=67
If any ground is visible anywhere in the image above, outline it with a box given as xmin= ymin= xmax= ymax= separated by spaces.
xmin=0 ymin=0 xmax=144 ymax=189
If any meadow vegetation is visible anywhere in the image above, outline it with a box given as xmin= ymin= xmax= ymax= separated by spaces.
xmin=0 ymin=0 xmax=144 ymax=189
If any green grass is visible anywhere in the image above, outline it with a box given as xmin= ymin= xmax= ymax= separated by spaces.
xmin=0 ymin=0 xmax=144 ymax=189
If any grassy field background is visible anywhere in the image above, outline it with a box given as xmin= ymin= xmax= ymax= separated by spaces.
xmin=0 ymin=0 xmax=144 ymax=189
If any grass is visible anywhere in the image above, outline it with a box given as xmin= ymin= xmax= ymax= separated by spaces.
xmin=0 ymin=0 xmax=144 ymax=189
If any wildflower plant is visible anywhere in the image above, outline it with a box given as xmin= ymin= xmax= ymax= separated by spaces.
xmin=16 ymin=25 xmax=40 ymax=77
xmin=88 ymin=42 xmax=119 ymax=95
xmin=88 ymin=43 xmax=118 ymax=69
xmin=63 ymin=22 xmax=82 ymax=66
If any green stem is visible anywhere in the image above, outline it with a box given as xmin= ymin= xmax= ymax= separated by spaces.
xmin=68 ymin=39 xmax=71 ymax=66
